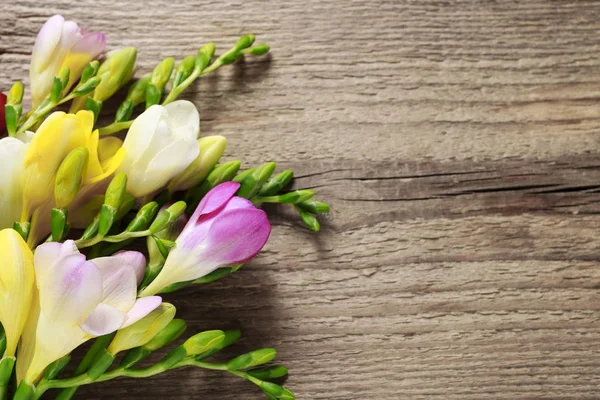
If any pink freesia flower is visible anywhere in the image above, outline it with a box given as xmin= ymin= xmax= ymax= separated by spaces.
xmin=18 ymin=241 xmax=161 ymax=383
xmin=140 ymin=182 xmax=271 ymax=296
xmin=30 ymin=15 xmax=106 ymax=108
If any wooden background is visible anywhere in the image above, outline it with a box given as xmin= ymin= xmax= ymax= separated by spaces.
xmin=2 ymin=0 xmax=600 ymax=398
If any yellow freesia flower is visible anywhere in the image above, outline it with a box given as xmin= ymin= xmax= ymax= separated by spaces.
xmin=21 ymin=110 xmax=125 ymax=245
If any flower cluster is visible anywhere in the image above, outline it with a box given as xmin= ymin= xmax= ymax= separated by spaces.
xmin=0 ymin=14 xmax=329 ymax=400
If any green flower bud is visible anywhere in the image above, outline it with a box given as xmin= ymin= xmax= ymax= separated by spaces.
xmin=195 ymin=329 xmax=241 ymax=360
xmin=168 ymin=136 xmax=227 ymax=192
xmin=236 ymin=162 xmax=276 ymax=199
xmin=183 ymin=330 xmax=225 ymax=356
xmin=80 ymin=60 xmax=100 ymax=83
xmin=107 ymin=303 xmax=176 ymax=355
xmin=247 ymin=365 xmax=288 ymax=381
xmin=115 ymin=99 xmax=134 ymax=122
xmin=226 ymin=348 xmax=277 ymax=371
xmin=260 ymin=382 xmax=295 ymax=400
xmin=151 ymin=57 xmax=175 ymax=89
xmin=275 ymin=190 xmax=314 ymax=204
xmin=235 ymin=34 xmax=256 ymax=51
xmin=259 ymin=170 xmax=294 ymax=196
xmin=125 ymin=201 xmax=159 ymax=232
xmin=7 ymin=82 xmax=24 ymax=105
xmin=296 ymin=200 xmax=330 ymax=214
xmin=72 ymin=76 xmax=101 ymax=97
xmin=295 ymin=207 xmax=320 ymax=232
xmin=116 ymin=194 xmax=136 ymax=220
xmin=93 ymin=47 xmax=137 ymax=102
xmin=144 ymin=319 xmax=187 ymax=352
xmin=54 ymin=147 xmax=89 ymax=208
xmin=104 ymin=172 xmax=128 ymax=210
xmin=243 ymin=43 xmax=270 ymax=56
xmin=127 ymin=76 xmax=151 ymax=106
xmin=195 ymin=43 xmax=216 ymax=72
xmin=172 ymin=56 xmax=196 ymax=88
xmin=145 ymin=83 xmax=161 ymax=108
xmin=148 ymin=201 xmax=186 ymax=234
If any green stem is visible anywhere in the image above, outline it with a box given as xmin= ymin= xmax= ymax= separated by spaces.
xmin=97 ymin=58 xmax=225 ymax=136
xmin=74 ymin=229 xmax=151 ymax=248
xmin=98 ymin=121 xmax=133 ymax=136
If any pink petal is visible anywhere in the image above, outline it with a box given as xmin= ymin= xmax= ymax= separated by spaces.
xmin=80 ymin=303 xmax=126 ymax=336
xmin=113 ymin=251 xmax=147 ymax=285
xmin=34 ymin=241 xmax=80 ymax=286
xmin=201 ymin=208 xmax=271 ymax=267
xmin=121 ymin=296 xmax=162 ymax=328
xmin=40 ymin=257 xmax=102 ymax=324
xmin=70 ymin=31 xmax=106 ymax=58
xmin=185 ymin=182 xmax=240 ymax=230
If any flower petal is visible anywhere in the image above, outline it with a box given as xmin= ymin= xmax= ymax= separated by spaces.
xmin=91 ymin=252 xmax=142 ymax=311
xmin=185 ymin=181 xmax=240 ymax=230
xmin=80 ymin=303 xmax=126 ymax=336
xmin=201 ymin=208 xmax=271 ymax=267
xmin=164 ymin=100 xmax=200 ymax=141
xmin=31 ymin=15 xmax=64 ymax=73
xmin=39 ymin=256 xmax=102 ymax=325
xmin=121 ymin=296 xmax=162 ymax=328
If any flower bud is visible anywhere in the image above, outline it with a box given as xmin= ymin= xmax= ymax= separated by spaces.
xmin=7 ymin=82 xmax=24 ymax=105
xmin=297 ymin=200 xmax=330 ymax=214
xmin=182 ymin=330 xmax=225 ymax=356
xmin=195 ymin=43 xmax=215 ymax=72
xmin=104 ymin=172 xmax=127 ymax=210
xmin=247 ymin=365 xmax=288 ymax=381
xmin=144 ymin=319 xmax=187 ymax=352
xmin=275 ymin=190 xmax=314 ymax=204
xmin=226 ymin=348 xmax=277 ymax=370
xmin=125 ymin=202 xmax=159 ymax=232
xmin=80 ymin=60 xmax=100 ymax=84
xmin=172 ymin=56 xmax=196 ymax=88
xmin=151 ymin=57 xmax=175 ymax=89
xmin=107 ymin=303 xmax=175 ymax=355
xmin=168 ymin=136 xmax=227 ymax=192
xmin=126 ymin=76 xmax=151 ymax=106
xmin=54 ymin=147 xmax=89 ymax=208
xmin=148 ymin=201 xmax=186 ymax=234
xmin=235 ymin=162 xmax=276 ymax=199
xmin=244 ymin=43 xmax=270 ymax=56
xmin=259 ymin=170 xmax=294 ymax=196
xmin=93 ymin=47 xmax=137 ymax=102
xmin=295 ymin=207 xmax=320 ymax=232
xmin=72 ymin=76 xmax=101 ymax=97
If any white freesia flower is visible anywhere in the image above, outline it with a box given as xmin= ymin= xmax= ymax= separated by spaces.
xmin=0 ymin=132 xmax=33 ymax=229
xmin=30 ymin=15 xmax=105 ymax=109
xmin=118 ymin=100 xmax=200 ymax=198
xmin=18 ymin=241 xmax=161 ymax=384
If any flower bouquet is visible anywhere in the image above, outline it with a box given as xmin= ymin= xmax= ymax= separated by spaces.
xmin=0 ymin=15 xmax=329 ymax=400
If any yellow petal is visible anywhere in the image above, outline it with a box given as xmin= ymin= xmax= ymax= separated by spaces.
xmin=0 ymin=229 xmax=34 ymax=356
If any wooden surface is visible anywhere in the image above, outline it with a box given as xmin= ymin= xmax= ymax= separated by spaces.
xmin=3 ymin=1 xmax=600 ymax=399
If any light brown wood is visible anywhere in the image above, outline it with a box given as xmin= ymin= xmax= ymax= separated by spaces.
xmin=3 ymin=1 xmax=600 ymax=398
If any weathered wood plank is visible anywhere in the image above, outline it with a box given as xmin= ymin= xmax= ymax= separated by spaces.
xmin=2 ymin=0 xmax=600 ymax=399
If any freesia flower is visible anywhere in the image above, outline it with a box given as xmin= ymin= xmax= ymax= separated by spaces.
xmin=19 ymin=241 xmax=161 ymax=383
xmin=21 ymin=110 xmax=124 ymax=245
xmin=140 ymin=182 xmax=271 ymax=296
xmin=0 ymin=229 xmax=34 ymax=357
xmin=0 ymin=132 xmax=33 ymax=229
xmin=30 ymin=15 xmax=105 ymax=109
xmin=118 ymin=100 xmax=200 ymax=198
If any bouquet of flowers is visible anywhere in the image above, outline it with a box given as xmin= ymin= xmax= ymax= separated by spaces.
xmin=0 ymin=15 xmax=329 ymax=400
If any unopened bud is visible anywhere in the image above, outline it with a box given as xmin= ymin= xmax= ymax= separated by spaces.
xmin=183 ymin=330 xmax=225 ymax=356
xmin=151 ymin=57 xmax=175 ymax=89
xmin=172 ymin=56 xmax=196 ymax=88
xmin=93 ymin=47 xmax=137 ymax=101
xmin=169 ymin=136 xmax=227 ymax=192
xmin=54 ymin=147 xmax=89 ymax=208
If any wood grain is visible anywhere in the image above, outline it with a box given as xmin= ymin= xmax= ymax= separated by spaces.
xmin=2 ymin=0 xmax=600 ymax=398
